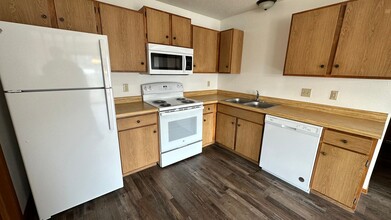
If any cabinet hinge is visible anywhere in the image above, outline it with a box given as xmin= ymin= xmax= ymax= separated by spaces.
xmin=146 ymin=33 xmax=148 ymax=39
xmin=365 ymin=160 xmax=370 ymax=168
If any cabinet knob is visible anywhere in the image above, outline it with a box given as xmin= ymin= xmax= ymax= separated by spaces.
xmin=59 ymin=17 xmax=65 ymax=22
xmin=208 ymin=108 xmax=210 ymax=110
xmin=173 ymin=37 xmax=176 ymax=40
xmin=41 ymin=14 xmax=47 ymax=19
xmin=153 ymin=130 xmax=157 ymax=133
xmin=231 ymin=122 xmax=235 ymax=125
xmin=226 ymin=65 xmax=229 ymax=68
xmin=193 ymin=64 xmax=196 ymax=67
xmin=320 ymin=64 xmax=325 ymax=68
xmin=166 ymin=35 xmax=169 ymax=39
xmin=321 ymin=151 xmax=327 ymax=156
xmin=340 ymin=139 xmax=348 ymax=144
xmin=334 ymin=64 xmax=340 ymax=68
xmin=237 ymin=124 xmax=241 ymax=127
xmin=203 ymin=119 xmax=206 ymax=122
xmin=137 ymin=120 xmax=141 ymax=123
xmin=141 ymin=62 xmax=145 ymax=65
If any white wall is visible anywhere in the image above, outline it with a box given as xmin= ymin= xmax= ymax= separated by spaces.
xmin=97 ymin=0 xmax=221 ymax=97
xmin=218 ymin=0 xmax=391 ymax=189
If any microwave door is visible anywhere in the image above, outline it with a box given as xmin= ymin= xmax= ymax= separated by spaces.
xmin=149 ymin=52 xmax=183 ymax=74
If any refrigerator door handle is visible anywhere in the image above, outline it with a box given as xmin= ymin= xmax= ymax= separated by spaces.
xmin=99 ymin=39 xmax=112 ymax=89
xmin=105 ymin=89 xmax=115 ymax=131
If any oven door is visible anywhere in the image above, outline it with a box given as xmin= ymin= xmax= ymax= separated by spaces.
xmin=159 ymin=107 xmax=203 ymax=153
xmin=148 ymin=51 xmax=185 ymax=74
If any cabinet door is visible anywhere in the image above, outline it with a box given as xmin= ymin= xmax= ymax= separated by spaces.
xmin=219 ymin=29 xmax=244 ymax=74
xmin=53 ymin=0 xmax=97 ymax=33
xmin=145 ymin=8 xmax=170 ymax=45
xmin=118 ymin=125 xmax=159 ymax=175
xmin=100 ymin=4 xmax=147 ymax=72
xmin=171 ymin=15 xmax=191 ymax=48
xmin=235 ymin=119 xmax=263 ymax=162
xmin=312 ymin=143 xmax=368 ymax=208
xmin=284 ymin=4 xmax=342 ymax=76
xmin=332 ymin=0 xmax=391 ymax=78
xmin=0 ymin=0 xmax=52 ymax=27
xmin=203 ymin=113 xmax=216 ymax=147
xmin=215 ymin=113 xmax=236 ymax=150
xmin=192 ymin=26 xmax=219 ymax=73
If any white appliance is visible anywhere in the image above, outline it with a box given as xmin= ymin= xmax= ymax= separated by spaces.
xmin=0 ymin=22 xmax=123 ymax=219
xmin=142 ymin=82 xmax=203 ymax=167
xmin=260 ymin=115 xmax=323 ymax=193
xmin=147 ymin=43 xmax=193 ymax=75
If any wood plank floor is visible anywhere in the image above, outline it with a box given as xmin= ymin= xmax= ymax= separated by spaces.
xmin=52 ymin=145 xmax=391 ymax=220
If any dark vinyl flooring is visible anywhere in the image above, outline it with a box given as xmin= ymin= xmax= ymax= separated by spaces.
xmin=52 ymin=145 xmax=391 ymax=220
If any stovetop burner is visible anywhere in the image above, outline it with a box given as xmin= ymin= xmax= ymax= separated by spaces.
xmin=160 ymin=103 xmax=171 ymax=107
xmin=176 ymin=98 xmax=186 ymax=101
xmin=153 ymin=100 xmax=167 ymax=104
xmin=182 ymin=100 xmax=195 ymax=104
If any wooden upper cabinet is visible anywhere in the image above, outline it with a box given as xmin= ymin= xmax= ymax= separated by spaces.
xmin=100 ymin=3 xmax=146 ymax=72
xmin=331 ymin=0 xmax=391 ymax=78
xmin=53 ymin=0 xmax=98 ymax=33
xmin=219 ymin=29 xmax=244 ymax=74
xmin=193 ymin=26 xmax=219 ymax=73
xmin=284 ymin=4 xmax=342 ymax=76
xmin=0 ymin=0 xmax=52 ymax=27
xmin=311 ymin=143 xmax=368 ymax=209
xmin=142 ymin=7 xmax=171 ymax=45
xmin=171 ymin=15 xmax=191 ymax=48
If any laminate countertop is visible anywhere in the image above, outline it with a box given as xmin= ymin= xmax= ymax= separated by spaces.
xmin=115 ymin=94 xmax=386 ymax=139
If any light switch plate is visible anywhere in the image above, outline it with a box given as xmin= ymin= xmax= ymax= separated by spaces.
xmin=301 ymin=88 xmax=311 ymax=97
xmin=330 ymin=90 xmax=339 ymax=100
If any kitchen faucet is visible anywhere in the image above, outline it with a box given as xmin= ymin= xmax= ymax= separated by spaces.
xmin=256 ymin=90 xmax=260 ymax=101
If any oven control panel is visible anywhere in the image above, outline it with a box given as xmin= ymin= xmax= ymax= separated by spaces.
xmin=142 ymin=82 xmax=183 ymax=95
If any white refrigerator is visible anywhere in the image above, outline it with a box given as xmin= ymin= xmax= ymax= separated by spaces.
xmin=0 ymin=22 xmax=123 ymax=219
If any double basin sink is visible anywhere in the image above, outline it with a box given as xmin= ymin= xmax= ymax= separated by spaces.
xmin=224 ymin=98 xmax=276 ymax=109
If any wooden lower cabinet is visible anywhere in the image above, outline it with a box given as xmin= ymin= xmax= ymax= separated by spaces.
xmin=235 ymin=119 xmax=263 ymax=162
xmin=216 ymin=105 xmax=264 ymax=163
xmin=203 ymin=112 xmax=215 ymax=147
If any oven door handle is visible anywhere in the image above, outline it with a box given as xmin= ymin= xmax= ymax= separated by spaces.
xmin=159 ymin=107 xmax=204 ymax=117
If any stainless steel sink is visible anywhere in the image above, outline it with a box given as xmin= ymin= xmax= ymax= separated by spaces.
xmin=224 ymin=98 xmax=252 ymax=104
xmin=242 ymin=101 xmax=276 ymax=109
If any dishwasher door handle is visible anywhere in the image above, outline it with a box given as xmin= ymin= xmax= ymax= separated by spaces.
xmin=280 ymin=124 xmax=297 ymax=131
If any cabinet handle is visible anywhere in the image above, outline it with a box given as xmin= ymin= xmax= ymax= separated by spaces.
xmin=166 ymin=35 xmax=169 ymax=38
xmin=153 ymin=130 xmax=157 ymax=133
xmin=41 ymin=14 xmax=47 ymax=19
xmin=321 ymin=151 xmax=327 ymax=156
xmin=137 ymin=120 xmax=141 ymax=123
xmin=334 ymin=64 xmax=340 ymax=68
xmin=141 ymin=62 xmax=145 ymax=65
xmin=59 ymin=17 xmax=65 ymax=22
xmin=173 ymin=37 xmax=176 ymax=40
xmin=340 ymin=139 xmax=348 ymax=144
xmin=320 ymin=64 xmax=325 ymax=68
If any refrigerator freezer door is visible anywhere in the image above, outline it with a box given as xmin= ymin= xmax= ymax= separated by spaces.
xmin=5 ymin=89 xmax=123 ymax=219
xmin=0 ymin=21 xmax=111 ymax=91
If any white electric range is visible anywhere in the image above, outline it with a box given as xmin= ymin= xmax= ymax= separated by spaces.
xmin=142 ymin=82 xmax=203 ymax=167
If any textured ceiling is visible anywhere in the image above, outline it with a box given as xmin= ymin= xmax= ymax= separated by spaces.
xmin=155 ymin=0 xmax=274 ymax=20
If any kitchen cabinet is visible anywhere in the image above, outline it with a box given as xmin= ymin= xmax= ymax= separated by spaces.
xmin=117 ymin=113 xmax=159 ymax=176
xmin=219 ymin=29 xmax=244 ymax=74
xmin=0 ymin=0 xmax=53 ymax=27
xmin=192 ymin=26 xmax=219 ymax=73
xmin=202 ymin=104 xmax=216 ymax=147
xmin=216 ymin=104 xmax=264 ymax=163
xmin=140 ymin=7 xmax=192 ymax=47
xmin=100 ymin=3 xmax=147 ymax=72
xmin=284 ymin=0 xmax=391 ymax=78
xmin=53 ymin=0 xmax=98 ymax=33
xmin=311 ymin=129 xmax=376 ymax=210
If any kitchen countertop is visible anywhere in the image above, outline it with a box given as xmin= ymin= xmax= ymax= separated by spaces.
xmin=115 ymin=94 xmax=385 ymax=139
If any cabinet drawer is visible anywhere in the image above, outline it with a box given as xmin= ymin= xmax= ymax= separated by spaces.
xmin=218 ymin=104 xmax=264 ymax=124
xmin=117 ymin=113 xmax=157 ymax=131
xmin=322 ymin=129 xmax=373 ymax=155
xmin=203 ymin=104 xmax=216 ymax=114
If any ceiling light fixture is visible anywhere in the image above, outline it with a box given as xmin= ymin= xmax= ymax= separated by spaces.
xmin=256 ymin=0 xmax=277 ymax=11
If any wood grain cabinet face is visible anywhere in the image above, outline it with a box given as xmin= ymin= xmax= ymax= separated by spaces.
xmin=0 ymin=0 xmax=52 ymax=27
xmin=331 ymin=0 xmax=391 ymax=78
xmin=144 ymin=8 xmax=171 ymax=45
xmin=284 ymin=4 xmax=342 ymax=76
xmin=219 ymin=29 xmax=244 ymax=74
xmin=171 ymin=15 xmax=191 ymax=48
xmin=235 ymin=119 xmax=263 ymax=162
xmin=53 ymin=0 xmax=98 ymax=33
xmin=203 ymin=112 xmax=216 ymax=147
xmin=216 ymin=112 xmax=236 ymax=150
xmin=311 ymin=143 xmax=368 ymax=209
xmin=192 ymin=26 xmax=219 ymax=73
xmin=100 ymin=4 xmax=147 ymax=72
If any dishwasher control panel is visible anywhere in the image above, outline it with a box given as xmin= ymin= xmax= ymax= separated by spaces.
xmin=266 ymin=115 xmax=322 ymax=135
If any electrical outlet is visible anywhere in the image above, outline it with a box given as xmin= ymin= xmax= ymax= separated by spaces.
xmin=207 ymin=81 xmax=211 ymax=87
xmin=123 ymin=83 xmax=129 ymax=92
xmin=330 ymin=90 xmax=339 ymax=100
xmin=301 ymin=88 xmax=311 ymax=97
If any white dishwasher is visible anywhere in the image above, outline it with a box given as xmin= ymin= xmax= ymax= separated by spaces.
xmin=260 ymin=115 xmax=323 ymax=193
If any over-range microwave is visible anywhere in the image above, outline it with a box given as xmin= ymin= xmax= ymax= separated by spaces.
xmin=147 ymin=43 xmax=193 ymax=75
